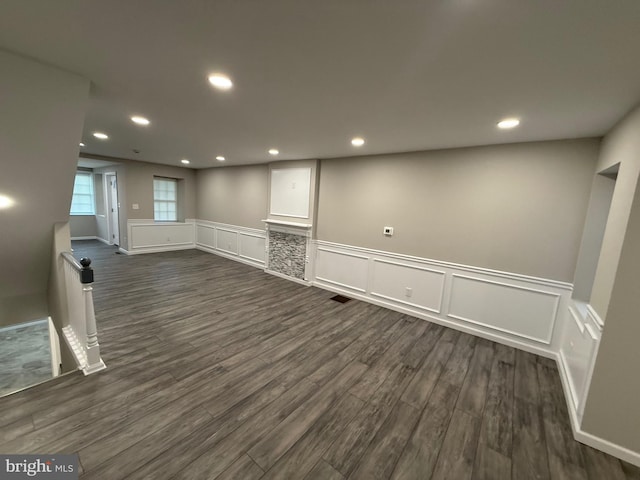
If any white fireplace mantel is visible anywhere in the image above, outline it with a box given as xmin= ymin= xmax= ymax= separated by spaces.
xmin=262 ymin=219 xmax=312 ymax=229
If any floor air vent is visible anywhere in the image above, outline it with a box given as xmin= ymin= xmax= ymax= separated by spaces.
xmin=331 ymin=294 xmax=352 ymax=304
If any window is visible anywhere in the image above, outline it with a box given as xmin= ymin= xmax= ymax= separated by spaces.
xmin=153 ymin=177 xmax=177 ymax=221
xmin=70 ymin=172 xmax=95 ymax=215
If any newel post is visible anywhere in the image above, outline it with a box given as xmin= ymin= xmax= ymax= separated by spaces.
xmin=80 ymin=258 xmax=104 ymax=373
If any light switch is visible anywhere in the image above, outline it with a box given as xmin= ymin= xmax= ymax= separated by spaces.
xmin=132 ymin=203 xmax=139 ymax=210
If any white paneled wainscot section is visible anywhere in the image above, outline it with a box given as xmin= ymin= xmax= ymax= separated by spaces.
xmin=312 ymin=240 xmax=573 ymax=357
xmin=195 ymin=220 xmax=266 ymax=268
xmin=558 ymin=302 xmax=603 ymax=423
xmin=123 ymin=219 xmax=196 ymax=254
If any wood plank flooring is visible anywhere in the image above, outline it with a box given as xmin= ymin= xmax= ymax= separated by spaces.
xmin=1 ymin=240 xmax=638 ymax=480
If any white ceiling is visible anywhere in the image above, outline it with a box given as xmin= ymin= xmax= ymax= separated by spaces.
xmin=1 ymin=1 xmax=639 ymax=169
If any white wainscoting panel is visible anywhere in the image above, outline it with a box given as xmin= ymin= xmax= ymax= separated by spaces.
xmin=448 ymin=274 xmax=560 ymax=344
xmin=552 ymin=304 xmax=638 ymax=468
xmin=196 ymin=223 xmax=215 ymax=249
xmin=558 ymin=302 xmax=602 ymax=421
xmin=312 ymin=240 xmax=572 ymax=357
xmin=216 ymin=228 xmax=239 ymax=255
xmin=195 ymin=220 xmax=265 ymax=268
xmin=125 ymin=219 xmax=195 ymax=254
xmin=370 ymin=259 xmax=445 ymax=313
xmin=315 ymin=247 xmax=369 ymax=293
xmin=239 ymin=232 xmax=266 ymax=264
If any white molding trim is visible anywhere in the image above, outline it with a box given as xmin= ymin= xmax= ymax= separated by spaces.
xmin=126 ymin=219 xmax=196 ymax=254
xmin=447 ymin=273 xmax=560 ymax=345
xmin=586 ymin=303 xmax=605 ymax=328
xmin=315 ymin=276 xmax=367 ymax=293
xmin=47 ymin=317 xmax=61 ymax=377
xmin=118 ymin=244 xmax=194 ymax=256
xmin=195 ymin=220 xmax=265 ymax=267
xmin=62 ymin=325 xmax=84 ymax=373
xmin=314 ymin=240 xmax=573 ymax=291
xmin=62 ymin=325 xmax=106 ymax=375
xmin=370 ymin=258 xmax=446 ymax=314
xmin=312 ymin=240 xmax=569 ymax=356
xmin=317 ymin=246 xmax=369 ymax=260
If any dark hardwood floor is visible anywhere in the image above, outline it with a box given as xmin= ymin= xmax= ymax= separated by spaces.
xmin=1 ymin=240 xmax=638 ymax=479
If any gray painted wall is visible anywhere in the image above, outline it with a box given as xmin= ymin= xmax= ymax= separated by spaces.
xmin=317 ymin=139 xmax=599 ymax=282
xmin=69 ymin=215 xmax=97 ymax=238
xmin=0 ymin=49 xmax=89 ymax=326
xmin=571 ymin=173 xmax=615 ymax=302
xmin=196 ymin=165 xmax=268 ymax=229
xmin=89 ymin=157 xmax=197 ymax=249
xmin=589 ymin=105 xmax=640 ymax=318
xmin=124 ymin=160 xmax=196 ymax=221
xmin=582 ymin=103 xmax=640 ymax=455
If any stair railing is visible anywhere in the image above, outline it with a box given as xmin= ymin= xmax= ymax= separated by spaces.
xmin=60 ymin=252 xmax=106 ymax=374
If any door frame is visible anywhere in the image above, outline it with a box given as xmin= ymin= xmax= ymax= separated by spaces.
xmin=105 ymin=172 xmax=120 ymax=246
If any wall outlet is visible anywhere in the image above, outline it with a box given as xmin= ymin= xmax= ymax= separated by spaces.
xmin=132 ymin=203 xmax=139 ymax=210
xmin=405 ymin=287 xmax=413 ymax=298
xmin=383 ymin=226 xmax=394 ymax=236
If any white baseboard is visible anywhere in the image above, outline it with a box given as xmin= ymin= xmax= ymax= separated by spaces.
xmin=71 ymin=236 xmax=97 ymax=241
xmin=71 ymin=235 xmax=113 ymax=246
xmin=118 ymin=244 xmax=194 ymax=256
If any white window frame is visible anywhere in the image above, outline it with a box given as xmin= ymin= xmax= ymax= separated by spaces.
xmin=153 ymin=177 xmax=178 ymax=222
xmin=70 ymin=171 xmax=95 ymax=215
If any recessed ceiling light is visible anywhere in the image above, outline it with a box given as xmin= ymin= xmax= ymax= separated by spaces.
xmin=351 ymin=137 xmax=365 ymax=146
xmin=79 ymin=142 xmax=85 ymax=147
xmin=268 ymin=149 xmax=279 ymax=156
xmin=208 ymin=73 xmax=233 ymax=90
xmin=497 ymin=118 xmax=520 ymax=129
xmin=131 ymin=116 xmax=150 ymax=126
xmin=216 ymin=156 xmax=225 ymax=161
xmin=93 ymin=132 xmax=109 ymax=140
xmin=0 ymin=194 xmax=15 ymax=209
xmin=181 ymin=159 xmax=190 ymax=165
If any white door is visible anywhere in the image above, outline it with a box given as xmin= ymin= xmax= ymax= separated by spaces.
xmin=106 ymin=174 xmax=120 ymax=246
